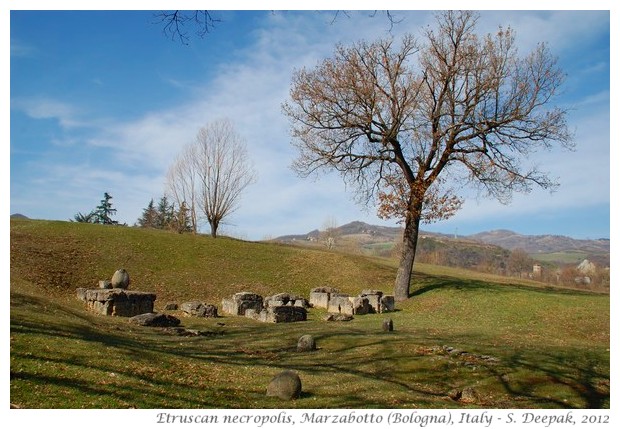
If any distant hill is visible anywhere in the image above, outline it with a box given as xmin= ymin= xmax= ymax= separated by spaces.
xmin=275 ymin=221 xmax=610 ymax=267
xmin=469 ymin=230 xmax=610 ymax=266
xmin=10 ymin=213 xmax=29 ymax=219
xmin=468 ymin=229 xmax=610 ymax=253
xmin=275 ymin=220 xmax=443 ymax=243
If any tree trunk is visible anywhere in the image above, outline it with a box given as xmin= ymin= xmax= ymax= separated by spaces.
xmin=209 ymin=220 xmax=219 ymax=238
xmin=394 ymin=203 xmax=423 ymax=301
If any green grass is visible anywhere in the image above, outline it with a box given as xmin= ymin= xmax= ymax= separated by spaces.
xmin=531 ymin=250 xmax=591 ymax=264
xmin=10 ymin=219 xmax=610 ymax=408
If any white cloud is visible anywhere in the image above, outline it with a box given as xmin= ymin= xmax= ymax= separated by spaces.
xmin=12 ymin=97 xmax=86 ymax=129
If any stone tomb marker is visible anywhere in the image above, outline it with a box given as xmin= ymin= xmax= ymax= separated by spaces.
xmin=266 ymin=370 xmax=302 ymax=400
xmin=221 ymin=292 xmax=264 ymax=316
xmin=309 ymin=286 xmax=339 ymax=309
xmin=76 ymin=288 xmax=155 ymax=317
xmin=297 ymin=334 xmax=317 ymax=352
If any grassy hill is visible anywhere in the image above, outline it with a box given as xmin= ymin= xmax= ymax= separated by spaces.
xmin=10 ymin=219 xmax=610 ymax=408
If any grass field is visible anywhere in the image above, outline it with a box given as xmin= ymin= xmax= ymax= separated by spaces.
xmin=9 ymin=219 xmax=610 ymax=408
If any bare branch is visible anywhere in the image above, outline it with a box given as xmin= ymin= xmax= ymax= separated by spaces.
xmin=154 ymin=10 xmax=221 ymax=45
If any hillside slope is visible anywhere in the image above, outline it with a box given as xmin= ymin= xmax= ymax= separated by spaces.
xmin=10 ymin=219 xmax=396 ymax=306
xmin=10 ymin=219 xmax=610 ymax=409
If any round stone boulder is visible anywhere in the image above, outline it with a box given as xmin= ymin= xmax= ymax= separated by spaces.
xmin=266 ymin=370 xmax=302 ymax=400
xmin=297 ymin=334 xmax=316 ymax=352
xmin=111 ymin=269 xmax=130 ymax=289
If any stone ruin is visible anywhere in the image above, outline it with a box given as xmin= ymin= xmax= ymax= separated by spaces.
xmin=310 ymin=287 xmax=395 ymax=316
xmin=222 ymin=292 xmax=308 ymax=323
xmin=76 ymin=269 xmax=156 ymax=317
xmin=180 ymin=301 xmax=218 ymax=318
xmin=76 ymin=288 xmax=156 ymax=317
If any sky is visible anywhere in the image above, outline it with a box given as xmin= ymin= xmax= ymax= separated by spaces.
xmin=7 ymin=3 xmax=614 ymax=241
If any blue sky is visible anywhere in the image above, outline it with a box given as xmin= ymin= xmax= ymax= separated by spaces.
xmin=8 ymin=5 xmax=613 ymax=240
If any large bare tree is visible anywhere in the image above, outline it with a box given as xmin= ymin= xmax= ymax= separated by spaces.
xmin=283 ymin=11 xmax=573 ymax=301
xmin=167 ymin=119 xmax=256 ymax=238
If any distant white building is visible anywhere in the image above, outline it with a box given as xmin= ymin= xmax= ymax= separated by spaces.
xmin=577 ymin=259 xmax=596 ymax=275
xmin=532 ymin=264 xmax=543 ymax=277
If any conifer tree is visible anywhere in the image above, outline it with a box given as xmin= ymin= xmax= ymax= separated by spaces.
xmin=137 ymin=199 xmax=158 ymax=228
xmin=156 ymin=195 xmax=174 ymax=229
xmin=94 ymin=192 xmax=118 ymax=225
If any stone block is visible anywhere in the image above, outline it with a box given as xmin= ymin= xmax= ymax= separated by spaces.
xmin=380 ymin=295 xmax=395 ymax=313
xmin=328 ymin=295 xmax=354 ymax=315
xmin=364 ymin=294 xmax=382 ymax=313
xmin=181 ymin=301 xmax=218 ymax=317
xmin=348 ymin=296 xmax=371 ymax=315
xmin=309 ymin=291 xmax=330 ymax=309
xmin=221 ymin=292 xmax=264 ymax=316
xmin=265 ymin=293 xmax=309 ymax=309
xmin=76 ymin=288 xmax=155 ymax=317
xmin=221 ymin=298 xmax=237 ymax=315
xmin=262 ymin=306 xmax=307 ymax=323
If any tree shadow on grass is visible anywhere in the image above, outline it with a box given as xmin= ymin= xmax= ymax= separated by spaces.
xmin=487 ymin=350 xmax=610 ymax=409
xmin=10 ymin=289 xmax=610 ymax=409
xmin=408 ymin=272 xmax=602 ymax=298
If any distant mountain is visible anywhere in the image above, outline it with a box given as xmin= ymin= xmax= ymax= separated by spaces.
xmin=468 ymin=229 xmax=610 ymax=254
xmin=275 ymin=229 xmax=321 ymax=242
xmin=275 ymin=221 xmax=403 ymax=243
xmin=10 ymin=213 xmax=29 ymax=219
xmin=275 ymin=221 xmax=610 ymax=267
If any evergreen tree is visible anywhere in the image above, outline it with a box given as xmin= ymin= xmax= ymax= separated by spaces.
xmin=156 ymin=195 xmax=174 ymax=229
xmin=173 ymin=201 xmax=192 ymax=233
xmin=137 ymin=199 xmax=158 ymax=228
xmin=94 ymin=192 xmax=118 ymax=225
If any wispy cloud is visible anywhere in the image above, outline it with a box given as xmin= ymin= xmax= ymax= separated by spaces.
xmin=11 ymin=97 xmax=87 ymax=129
xmin=10 ymin=38 xmax=36 ymax=57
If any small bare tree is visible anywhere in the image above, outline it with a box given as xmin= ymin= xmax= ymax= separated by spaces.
xmin=320 ymin=216 xmax=340 ymax=249
xmin=166 ymin=143 xmax=199 ymax=233
xmin=168 ymin=119 xmax=256 ymax=238
xmin=283 ymin=11 xmax=573 ymax=301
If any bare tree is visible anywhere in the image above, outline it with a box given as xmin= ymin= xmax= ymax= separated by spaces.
xmin=283 ymin=11 xmax=573 ymax=301
xmin=507 ymin=248 xmax=535 ymax=278
xmin=166 ymin=144 xmax=199 ymax=233
xmin=168 ymin=119 xmax=256 ymax=238
xmin=320 ymin=216 xmax=340 ymax=249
